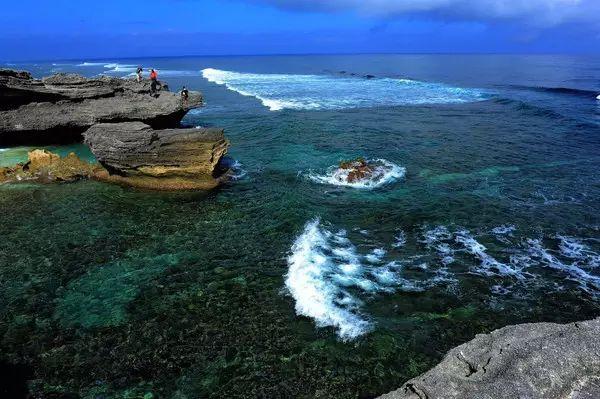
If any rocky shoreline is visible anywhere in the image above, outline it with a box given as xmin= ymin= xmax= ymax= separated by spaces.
xmin=0 ymin=69 xmax=229 ymax=190
xmin=379 ymin=317 xmax=600 ymax=399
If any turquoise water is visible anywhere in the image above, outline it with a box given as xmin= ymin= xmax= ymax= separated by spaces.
xmin=1 ymin=54 xmax=600 ymax=398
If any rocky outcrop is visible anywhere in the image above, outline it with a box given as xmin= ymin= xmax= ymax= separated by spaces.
xmin=379 ymin=318 xmax=600 ymax=399
xmin=1 ymin=69 xmax=231 ymax=191
xmin=339 ymin=157 xmax=376 ymax=183
xmin=0 ymin=70 xmax=202 ymax=145
xmin=0 ymin=149 xmax=103 ymax=184
xmin=84 ymin=122 xmax=229 ymax=190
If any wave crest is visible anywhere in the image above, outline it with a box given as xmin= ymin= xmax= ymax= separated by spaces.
xmin=202 ymin=68 xmax=489 ymax=111
xmin=286 ymin=219 xmax=433 ymax=340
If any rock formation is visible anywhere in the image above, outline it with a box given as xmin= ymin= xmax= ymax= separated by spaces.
xmin=339 ymin=157 xmax=375 ymax=183
xmin=85 ymin=122 xmax=229 ymax=190
xmin=0 ymin=70 xmax=202 ymax=145
xmin=378 ymin=318 xmax=600 ymax=399
xmin=0 ymin=69 xmax=231 ymax=190
xmin=0 ymin=149 xmax=103 ymax=184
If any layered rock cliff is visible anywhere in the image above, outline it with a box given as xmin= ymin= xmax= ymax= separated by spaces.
xmin=0 ymin=69 xmax=202 ymax=145
xmin=379 ymin=318 xmax=600 ymax=399
xmin=0 ymin=69 xmax=230 ymax=190
xmin=85 ymin=122 xmax=229 ymax=190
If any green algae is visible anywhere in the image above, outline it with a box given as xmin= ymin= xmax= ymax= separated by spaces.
xmin=55 ymin=253 xmax=180 ymax=328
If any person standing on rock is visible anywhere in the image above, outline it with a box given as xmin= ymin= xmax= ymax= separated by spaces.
xmin=136 ymin=66 xmax=143 ymax=82
xmin=181 ymin=86 xmax=189 ymax=107
xmin=149 ymin=69 xmax=160 ymax=95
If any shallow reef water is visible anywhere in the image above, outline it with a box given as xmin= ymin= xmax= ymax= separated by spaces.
xmin=1 ymin=54 xmax=600 ymax=398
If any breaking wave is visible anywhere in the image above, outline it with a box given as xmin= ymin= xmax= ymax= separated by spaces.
xmin=285 ymin=220 xmax=600 ymax=340
xmin=77 ymin=62 xmax=106 ymax=66
xmin=77 ymin=62 xmax=194 ymax=77
xmin=103 ymin=63 xmax=137 ymax=73
xmin=307 ymin=159 xmax=406 ymax=189
xmin=285 ymin=219 xmax=442 ymax=341
xmin=201 ymin=68 xmax=490 ymax=111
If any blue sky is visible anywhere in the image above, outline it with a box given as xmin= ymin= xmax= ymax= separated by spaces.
xmin=1 ymin=0 xmax=599 ymax=61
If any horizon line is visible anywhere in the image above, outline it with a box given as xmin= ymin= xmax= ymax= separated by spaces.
xmin=3 ymin=51 xmax=600 ymax=64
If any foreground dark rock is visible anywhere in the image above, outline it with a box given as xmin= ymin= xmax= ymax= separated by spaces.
xmin=379 ymin=318 xmax=600 ymax=399
xmin=0 ymin=149 xmax=103 ymax=184
xmin=0 ymin=69 xmax=202 ymax=145
xmin=85 ymin=122 xmax=229 ymax=190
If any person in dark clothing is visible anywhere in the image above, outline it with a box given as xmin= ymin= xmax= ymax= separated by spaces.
xmin=181 ymin=86 xmax=189 ymax=106
xmin=149 ymin=69 xmax=160 ymax=95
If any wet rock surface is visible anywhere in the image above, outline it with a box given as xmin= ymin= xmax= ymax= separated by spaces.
xmin=85 ymin=122 xmax=230 ymax=190
xmin=0 ymin=70 xmax=202 ymax=145
xmin=379 ymin=317 xmax=600 ymax=399
xmin=339 ymin=157 xmax=376 ymax=183
xmin=0 ymin=149 xmax=103 ymax=184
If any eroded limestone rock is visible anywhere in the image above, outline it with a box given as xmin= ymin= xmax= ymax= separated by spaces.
xmin=0 ymin=149 xmax=103 ymax=184
xmin=84 ymin=122 xmax=230 ymax=190
xmin=0 ymin=70 xmax=202 ymax=145
xmin=378 ymin=318 xmax=600 ymax=399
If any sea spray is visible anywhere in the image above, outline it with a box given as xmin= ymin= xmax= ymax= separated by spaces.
xmin=285 ymin=219 xmax=372 ymax=340
xmin=285 ymin=219 xmax=451 ymax=340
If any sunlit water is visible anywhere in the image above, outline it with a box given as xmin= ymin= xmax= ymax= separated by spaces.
xmin=1 ymin=54 xmax=600 ymax=398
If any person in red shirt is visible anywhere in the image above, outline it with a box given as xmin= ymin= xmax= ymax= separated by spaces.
xmin=149 ymin=69 xmax=159 ymax=95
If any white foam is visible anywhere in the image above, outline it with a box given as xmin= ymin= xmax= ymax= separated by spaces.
xmin=77 ymin=62 xmax=106 ymax=66
xmin=365 ymin=248 xmax=387 ymax=264
xmin=228 ymin=160 xmax=248 ymax=181
xmin=308 ymin=159 xmax=406 ymax=189
xmin=421 ymin=226 xmax=452 ymax=246
xmin=393 ymin=230 xmax=407 ymax=248
xmin=556 ymin=235 xmax=599 ymax=267
xmin=420 ymin=226 xmax=457 ymax=266
xmin=285 ymin=219 xmax=371 ymax=340
xmin=455 ymin=230 xmax=523 ymax=278
xmin=102 ymin=63 xmax=137 ymax=74
xmin=527 ymin=239 xmax=600 ymax=293
xmin=201 ymin=68 xmax=489 ymax=111
xmin=286 ymin=219 xmax=433 ymax=340
xmin=492 ymin=225 xmax=516 ymax=235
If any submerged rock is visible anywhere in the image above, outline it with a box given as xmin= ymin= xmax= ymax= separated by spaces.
xmin=0 ymin=149 xmax=102 ymax=184
xmin=379 ymin=317 xmax=600 ymax=399
xmin=0 ymin=70 xmax=202 ymax=145
xmin=84 ymin=122 xmax=230 ymax=190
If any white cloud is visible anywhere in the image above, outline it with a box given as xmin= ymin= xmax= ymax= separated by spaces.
xmin=251 ymin=0 xmax=600 ymax=26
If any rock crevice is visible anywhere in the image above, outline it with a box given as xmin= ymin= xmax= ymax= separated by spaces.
xmin=379 ymin=318 xmax=600 ymax=399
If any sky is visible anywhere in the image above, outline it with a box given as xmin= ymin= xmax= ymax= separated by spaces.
xmin=1 ymin=0 xmax=599 ymax=61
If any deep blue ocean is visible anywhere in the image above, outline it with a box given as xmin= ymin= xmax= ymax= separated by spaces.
xmin=1 ymin=54 xmax=600 ymax=398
